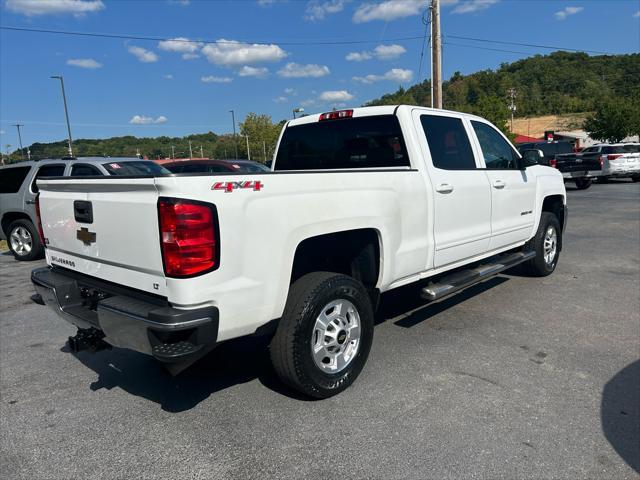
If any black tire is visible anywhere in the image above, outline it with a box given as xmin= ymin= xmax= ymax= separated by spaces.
xmin=521 ymin=212 xmax=561 ymax=277
xmin=574 ymin=178 xmax=592 ymax=190
xmin=598 ymin=176 xmax=609 ymax=183
xmin=270 ymin=272 xmax=374 ymax=399
xmin=632 ymin=176 xmax=640 ymax=183
xmin=7 ymin=219 xmax=44 ymax=261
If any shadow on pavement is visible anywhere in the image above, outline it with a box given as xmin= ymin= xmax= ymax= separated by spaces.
xmin=69 ymin=275 xmax=511 ymax=411
xmin=601 ymin=359 xmax=640 ymax=473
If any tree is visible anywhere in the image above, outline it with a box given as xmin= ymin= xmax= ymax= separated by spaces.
xmin=239 ymin=113 xmax=282 ymax=163
xmin=467 ymin=95 xmax=512 ymax=138
xmin=583 ymin=98 xmax=637 ymax=143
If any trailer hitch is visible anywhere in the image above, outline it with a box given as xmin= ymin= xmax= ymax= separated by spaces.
xmin=68 ymin=328 xmax=112 ymax=353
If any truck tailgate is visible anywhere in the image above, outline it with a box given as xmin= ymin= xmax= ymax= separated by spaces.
xmin=38 ymin=177 xmax=166 ymax=296
xmin=556 ymin=153 xmax=601 ymax=173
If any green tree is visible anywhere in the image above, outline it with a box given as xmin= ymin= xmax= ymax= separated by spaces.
xmin=239 ymin=113 xmax=282 ymax=163
xmin=583 ymin=98 xmax=637 ymax=143
xmin=468 ymin=95 xmax=512 ymax=138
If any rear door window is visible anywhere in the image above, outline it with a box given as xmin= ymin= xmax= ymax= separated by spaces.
xmin=275 ymin=115 xmax=409 ymax=170
xmin=420 ymin=115 xmax=476 ymax=170
xmin=31 ymin=164 xmax=65 ymax=193
xmin=70 ymin=164 xmax=102 ymax=176
xmin=0 ymin=166 xmax=31 ymax=193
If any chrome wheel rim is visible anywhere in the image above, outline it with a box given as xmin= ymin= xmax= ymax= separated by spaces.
xmin=543 ymin=226 xmax=557 ymax=266
xmin=9 ymin=226 xmax=33 ymax=256
xmin=311 ymin=299 xmax=361 ymax=373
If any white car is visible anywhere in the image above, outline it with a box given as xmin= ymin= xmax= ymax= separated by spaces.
xmin=583 ymin=143 xmax=640 ymax=182
xmin=31 ymin=106 xmax=567 ymax=398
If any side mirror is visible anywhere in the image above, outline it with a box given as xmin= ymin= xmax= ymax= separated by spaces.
xmin=520 ymin=149 xmax=544 ymax=168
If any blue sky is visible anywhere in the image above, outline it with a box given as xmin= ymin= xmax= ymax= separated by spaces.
xmin=0 ymin=0 xmax=639 ymax=147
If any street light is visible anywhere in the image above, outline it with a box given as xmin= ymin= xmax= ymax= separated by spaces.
xmin=50 ymin=75 xmax=74 ymax=158
xmin=229 ymin=110 xmax=238 ymax=159
xmin=292 ymin=107 xmax=304 ymax=119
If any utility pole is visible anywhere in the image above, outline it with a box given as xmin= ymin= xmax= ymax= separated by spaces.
xmin=263 ymin=140 xmax=267 ymax=163
xmin=244 ymin=135 xmax=251 ymax=161
xmin=508 ymin=88 xmax=517 ymax=132
xmin=200 ymin=145 xmax=204 ymax=158
xmin=431 ymin=0 xmax=442 ymax=109
xmin=188 ymin=139 xmax=193 ymax=159
xmin=229 ymin=110 xmax=238 ymax=159
xmin=12 ymin=123 xmax=24 ymax=160
xmin=171 ymin=145 xmax=175 ymax=159
xmin=50 ymin=75 xmax=74 ymax=157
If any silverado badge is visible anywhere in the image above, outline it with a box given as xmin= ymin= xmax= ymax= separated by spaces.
xmin=76 ymin=227 xmax=96 ymax=246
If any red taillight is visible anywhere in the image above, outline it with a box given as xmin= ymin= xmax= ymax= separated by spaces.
xmin=608 ymin=154 xmax=623 ymax=161
xmin=34 ymin=194 xmax=45 ymax=243
xmin=319 ymin=109 xmax=353 ymax=121
xmin=158 ymin=198 xmax=218 ymax=277
xmin=549 ymin=158 xmax=558 ymax=168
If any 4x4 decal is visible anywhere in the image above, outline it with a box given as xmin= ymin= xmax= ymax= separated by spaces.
xmin=212 ymin=180 xmax=264 ymax=193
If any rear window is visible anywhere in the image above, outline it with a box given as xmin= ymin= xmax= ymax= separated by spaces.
xmin=102 ymin=161 xmax=169 ymax=176
xmin=275 ymin=115 xmax=410 ymax=171
xmin=0 ymin=166 xmax=31 ymax=194
xmin=32 ymin=164 xmax=66 ymax=193
xmin=602 ymin=145 xmax=639 ymax=154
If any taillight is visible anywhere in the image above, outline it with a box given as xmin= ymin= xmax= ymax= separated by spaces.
xmin=608 ymin=154 xmax=623 ymax=161
xmin=549 ymin=158 xmax=557 ymax=168
xmin=319 ymin=109 xmax=353 ymax=121
xmin=158 ymin=198 xmax=218 ymax=277
xmin=34 ymin=194 xmax=45 ymax=243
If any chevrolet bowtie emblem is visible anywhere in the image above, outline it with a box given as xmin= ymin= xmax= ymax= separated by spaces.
xmin=76 ymin=227 xmax=96 ymax=246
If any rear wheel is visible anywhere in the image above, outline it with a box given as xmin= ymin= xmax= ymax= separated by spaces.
xmin=574 ymin=178 xmax=592 ymax=190
xmin=7 ymin=219 xmax=44 ymax=261
xmin=270 ymin=272 xmax=374 ymax=399
xmin=521 ymin=212 xmax=561 ymax=277
xmin=598 ymin=176 xmax=610 ymax=183
xmin=632 ymin=176 xmax=640 ymax=183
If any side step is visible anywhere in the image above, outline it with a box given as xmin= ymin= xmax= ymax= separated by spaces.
xmin=421 ymin=251 xmax=535 ymax=302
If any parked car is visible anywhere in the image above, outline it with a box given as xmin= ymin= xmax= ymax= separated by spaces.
xmin=581 ymin=143 xmax=640 ymax=182
xmin=32 ymin=106 xmax=566 ymax=398
xmin=518 ymin=141 xmax=600 ymax=189
xmin=0 ymin=157 xmax=169 ymax=261
xmin=163 ymin=159 xmax=271 ymax=174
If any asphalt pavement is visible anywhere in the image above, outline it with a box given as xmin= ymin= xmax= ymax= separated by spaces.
xmin=1 ymin=180 xmax=638 ymax=479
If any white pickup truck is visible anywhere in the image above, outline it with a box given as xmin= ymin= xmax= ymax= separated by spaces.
xmin=32 ymin=106 xmax=567 ymax=398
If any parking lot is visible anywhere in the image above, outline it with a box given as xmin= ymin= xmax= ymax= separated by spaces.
xmin=1 ymin=181 xmax=638 ymax=479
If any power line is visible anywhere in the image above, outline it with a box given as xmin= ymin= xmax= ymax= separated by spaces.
xmin=0 ymin=25 xmax=626 ymax=55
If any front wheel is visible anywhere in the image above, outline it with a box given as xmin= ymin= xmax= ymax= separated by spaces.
xmin=574 ymin=178 xmax=592 ymax=190
xmin=521 ymin=212 xmax=562 ymax=277
xmin=270 ymin=272 xmax=374 ymax=399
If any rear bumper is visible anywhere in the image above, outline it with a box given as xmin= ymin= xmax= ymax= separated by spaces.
xmin=31 ymin=266 xmax=219 ymax=364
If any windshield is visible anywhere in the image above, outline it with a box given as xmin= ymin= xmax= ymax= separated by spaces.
xmin=102 ymin=161 xmax=169 ymax=176
xmin=234 ymin=162 xmax=270 ymax=172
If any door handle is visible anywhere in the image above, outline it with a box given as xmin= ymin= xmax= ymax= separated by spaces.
xmin=435 ymin=183 xmax=454 ymax=193
xmin=492 ymin=180 xmax=506 ymax=189
xmin=25 ymin=199 xmax=36 ymax=205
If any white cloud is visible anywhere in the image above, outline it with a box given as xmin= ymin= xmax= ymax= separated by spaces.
xmin=300 ymin=98 xmax=317 ymax=107
xmin=201 ymin=75 xmax=233 ymax=83
xmin=346 ymin=51 xmax=373 ymax=61
xmin=353 ymin=68 xmax=413 ymax=84
xmin=634 ymin=10 xmax=640 ymax=18
xmin=129 ymin=115 xmax=168 ymax=125
xmin=168 ymin=0 xmax=190 ymax=5
xmin=202 ymin=39 xmax=287 ymax=67
xmin=5 ymin=0 xmax=104 ymax=16
xmin=128 ymin=46 xmax=159 ymax=63
xmin=451 ymin=0 xmax=498 ymax=14
xmin=277 ymin=62 xmax=330 ymax=78
xmin=284 ymin=87 xmax=297 ymax=95
xmin=373 ymin=44 xmax=406 ymax=60
xmin=353 ymin=0 xmax=422 ymax=23
xmin=555 ymin=6 xmax=583 ymax=20
xmin=182 ymin=53 xmax=199 ymax=60
xmin=305 ymin=0 xmax=345 ymax=21
xmin=158 ymin=37 xmax=202 ymax=54
xmin=66 ymin=58 xmax=102 ymax=69
xmin=257 ymin=0 xmax=276 ymax=5
xmin=273 ymin=96 xmax=288 ymax=103
xmin=319 ymin=90 xmax=354 ymax=102
xmin=238 ymin=66 xmax=269 ymax=78
xmin=347 ymin=44 xmax=406 ymax=61
xmin=163 ymin=74 xmax=173 ymax=79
